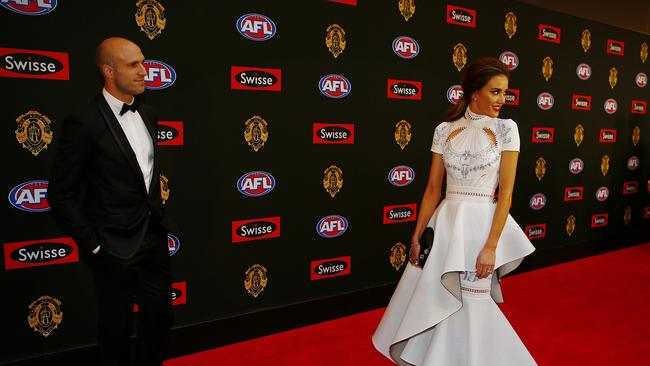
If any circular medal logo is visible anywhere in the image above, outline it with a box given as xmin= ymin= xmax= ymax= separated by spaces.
xmin=604 ymin=98 xmax=618 ymax=114
xmin=446 ymin=85 xmax=464 ymax=104
xmin=576 ymin=63 xmax=592 ymax=80
xmin=499 ymin=51 xmax=519 ymax=70
xmin=537 ymin=92 xmax=554 ymax=110
xmin=529 ymin=193 xmax=547 ymax=210
xmin=636 ymin=72 xmax=647 ymax=88
xmin=569 ymin=158 xmax=584 ymax=174
xmin=596 ymin=187 xmax=609 ymax=202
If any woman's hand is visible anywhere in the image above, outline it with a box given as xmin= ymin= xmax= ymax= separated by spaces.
xmin=409 ymin=243 xmax=421 ymax=266
xmin=475 ymin=246 xmax=496 ymax=278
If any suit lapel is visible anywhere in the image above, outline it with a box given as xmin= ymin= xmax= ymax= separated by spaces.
xmin=137 ymin=104 xmax=160 ymax=199
xmin=95 ymin=94 xmax=147 ymax=193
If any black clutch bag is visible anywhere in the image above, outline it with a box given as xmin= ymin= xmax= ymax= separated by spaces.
xmin=416 ymin=227 xmax=434 ymax=267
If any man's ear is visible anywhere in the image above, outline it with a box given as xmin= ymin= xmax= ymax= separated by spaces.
xmin=101 ymin=64 xmax=113 ymax=80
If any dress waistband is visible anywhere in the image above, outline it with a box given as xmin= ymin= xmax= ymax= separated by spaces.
xmin=445 ymin=190 xmax=496 ymax=202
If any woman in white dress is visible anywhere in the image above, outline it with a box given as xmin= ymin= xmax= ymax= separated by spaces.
xmin=373 ymin=58 xmax=537 ymax=365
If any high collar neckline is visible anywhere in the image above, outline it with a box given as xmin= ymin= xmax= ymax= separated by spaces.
xmin=464 ymin=107 xmax=490 ymax=121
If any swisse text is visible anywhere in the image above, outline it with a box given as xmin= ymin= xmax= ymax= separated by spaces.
xmin=238 ymin=222 xmax=275 ymax=237
xmin=237 ymin=71 xmax=275 ymax=86
xmin=3 ymin=54 xmax=60 ymax=74
xmin=12 ymin=244 xmax=70 ymax=263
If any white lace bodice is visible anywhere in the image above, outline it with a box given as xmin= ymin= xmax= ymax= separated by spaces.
xmin=431 ymin=109 xmax=520 ymax=194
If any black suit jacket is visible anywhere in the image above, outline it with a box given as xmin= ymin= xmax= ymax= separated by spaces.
xmin=49 ymin=94 xmax=174 ymax=258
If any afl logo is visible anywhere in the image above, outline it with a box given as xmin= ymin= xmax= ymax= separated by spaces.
xmin=236 ymin=13 xmax=276 ymax=41
xmin=388 ymin=165 xmax=415 ymax=187
xmin=446 ymin=85 xmax=463 ymax=104
xmin=237 ymin=171 xmax=276 ymax=197
xmin=499 ymin=51 xmax=519 ymax=70
xmin=576 ymin=63 xmax=591 ymax=80
xmin=8 ymin=180 xmax=49 ymax=212
xmin=569 ymin=158 xmax=584 ymax=174
xmin=0 ymin=0 xmax=57 ymax=15
xmin=167 ymin=234 xmax=180 ymax=256
xmin=604 ymin=98 xmax=617 ymax=114
xmin=636 ymin=72 xmax=647 ymax=87
xmin=317 ymin=215 xmax=348 ymax=238
xmin=392 ymin=36 xmax=420 ymax=59
xmin=529 ymin=193 xmax=547 ymax=210
xmin=595 ymin=187 xmax=609 ymax=202
xmin=144 ymin=59 xmax=176 ymax=90
xmin=627 ymin=156 xmax=639 ymax=170
xmin=319 ymin=74 xmax=351 ymax=99
xmin=537 ymin=92 xmax=554 ymax=110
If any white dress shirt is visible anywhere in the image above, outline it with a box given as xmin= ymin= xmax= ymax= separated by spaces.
xmin=102 ymin=88 xmax=154 ymax=192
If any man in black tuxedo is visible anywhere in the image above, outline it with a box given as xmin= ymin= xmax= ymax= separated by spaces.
xmin=49 ymin=37 xmax=173 ymax=366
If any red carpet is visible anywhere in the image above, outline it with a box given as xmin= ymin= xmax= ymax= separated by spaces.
xmin=166 ymin=243 xmax=650 ymax=365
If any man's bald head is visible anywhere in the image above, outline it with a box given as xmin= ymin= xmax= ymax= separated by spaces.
xmin=95 ymin=37 xmax=139 ymax=73
xmin=95 ymin=37 xmax=147 ymax=102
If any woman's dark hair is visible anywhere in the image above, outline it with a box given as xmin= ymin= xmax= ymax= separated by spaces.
xmin=444 ymin=57 xmax=510 ymax=121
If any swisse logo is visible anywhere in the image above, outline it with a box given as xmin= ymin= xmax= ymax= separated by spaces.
xmin=623 ymin=181 xmax=639 ymax=194
xmin=8 ymin=180 xmax=49 ymax=212
xmin=4 ymin=237 xmax=78 ymax=270
xmin=631 ymin=100 xmax=647 ymax=114
xmin=529 ymin=193 xmax=547 ymax=210
xmin=446 ymin=5 xmax=476 ymax=28
xmin=313 ymin=123 xmax=354 ymax=144
xmin=537 ymin=92 xmax=554 ymax=110
xmin=532 ymin=128 xmax=554 ymax=143
xmin=387 ymin=79 xmax=422 ymax=100
xmin=388 ymin=165 xmax=415 ymax=187
xmin=576 ymin=63 xmax=592 ymax=80
xmin=383 ymin=203 xmax=417 ymax=224
xmin=569 ymin=158 xmax=584 ymax=174
xmin=572 ymin=95 xmax=591 ymax=110
xmin=607 ymin=39 xmax=624 ymax=55
xmin=392 ymin=36 xmax=420 ymax=59
xmin=564 ymin=186 xmax=584 ymax=201
xmin=167 ymin=233 xmax=180 ymax=256
xmin=231 ymin=216 xmax=281 ymax=243
xmin=447 ymin=85 xmax=463 ymax=104
xmin=627 ymin=156 xmax=639 ymax=170
xmin=171 ymin=281 xmax=187 ymax=305
xmin=591 ymin=214 xmax=608 ymax=228
xmin=157 ymin=121 xmax=183 ymax=146
xmin=636 ymin=72 xmax=647 ymax=87
xmin=504 ymin=89 xmax=520 ymax=105
xmin=538 ymin=24 xmax=561 ymax=43
xmin=0 ymin=0 xmax=57 ymax=15
xmin=237 ymin=171 xmax=275 ymax=197
xmin=0 ymin=47 xmax=69 ymax=80
xmin=144 ymin=60 xmax=176 ymax=90
xmin=604 ymin=98 xmax=617 ymax=114
xmin=317 ymin=215 xmax=348 ymax=238
xmin=236 ymin=13 xmax=276 ymax=41
xmin=310 ymin=256 xmax=351 ymax=280
xmin=525 ymin=224 xmax=546 ymax=239
xmin=499 ymin=51 xmax=519 ymax=71
xmin=319 ymin=74 xmax=351 ymax=98
xmin=599 ymin=129 xmax=617 ymax=143
xmin=596 ymin=187 xmax=609 ymax=202
xmin=232 ymin=66 xmax=282 ymax=91
xmin=328 ymin=0 xmax=357 ymax=5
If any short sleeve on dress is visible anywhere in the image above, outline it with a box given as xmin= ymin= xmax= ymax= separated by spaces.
xmin=498 ymin=119 xmax=520 ymax=152
xmin=430 ymin=122 xmax=449 ymax=154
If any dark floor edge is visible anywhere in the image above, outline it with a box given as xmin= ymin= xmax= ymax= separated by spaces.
xmin=5 ymin=236 xmax=647 ymax=365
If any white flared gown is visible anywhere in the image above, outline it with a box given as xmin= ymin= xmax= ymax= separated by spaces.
xmin=373 ymin=111 xmax=537 ymax=365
